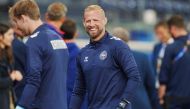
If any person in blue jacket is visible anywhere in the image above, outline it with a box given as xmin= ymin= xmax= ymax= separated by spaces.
xmin=69 ymin=5 xmax=140 ymax=109
xmin=9 ymin=0 xmax=69 ymax=109
xmin=159 ymin=15 xmax=190 ymax=109
xmin=12 ymin=37 xmax=27 ymax=100
xmin=112 ymin=27 xmax=162 ymax=109
xmin=60 ymin=18 xmax=88 ymax=109
xmin=152 ymin=21 xmax=173 ymax=89
xmin=10 ymin=20 xmax=27 ymax=101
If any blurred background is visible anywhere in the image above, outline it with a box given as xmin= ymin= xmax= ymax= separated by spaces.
xmin=1 ymin=0 xmax=190 ymax=53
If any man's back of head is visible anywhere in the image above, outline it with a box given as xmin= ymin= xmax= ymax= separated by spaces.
xmin=168 ymin=15 xmax=185 ymax=29
xmin=46 ymin=2 xmax=67 ymax=21
xmin=60 ymin=18 xmax=77 ymax=40
xmin=112 ymin=27 xmax=130 ymax=42
xmin=167 ymin=15 xmax=187 ymax=38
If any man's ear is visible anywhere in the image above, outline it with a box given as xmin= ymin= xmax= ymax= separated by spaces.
xmin=104 ymin=17 xmax=107 ymax=25
xmin=0 ymin=35 xmax=3 ymax=42
xmin=45 ymin=13 xmax=49 ymax=22
xmin=21 ymin=15 xmax=28 ymax=23
xmin=83 ymin=19 xmax=86 ymax=27
xmin=61 ymin=17 xmax=66 ymax=23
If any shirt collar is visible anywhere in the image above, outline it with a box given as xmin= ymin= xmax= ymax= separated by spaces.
xmin=31 ymin=23 xmax=45 ymax=35
xmin=45 ymin=23 xmax=65 ymax=36
xmin=173 ymin=34 xmax=188 ymax=41
xmin=167 ymin=38 xmax=174 ymax=44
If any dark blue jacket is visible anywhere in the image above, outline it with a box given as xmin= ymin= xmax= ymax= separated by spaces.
xmin=0 ymin=49 xmax=14 ymax=109
xmin=12 ymin=38 xmax=27 ymax=100
xmin=66 ymin=42 xmax=80 ymax=103
xmin=12 ymin=38 xmax=27 ymax=76
xmin=70 ymin=32 xmax=140 ymax=109
xmin=18 ymin=24 xmax=69 ymax=109
xmin=132 ymin=51 xmax=161 ymax=109
xmin=66 ymin=42 xmax=88 ymax=109
xmin=160 ymin=35 xmax=190 ymax=99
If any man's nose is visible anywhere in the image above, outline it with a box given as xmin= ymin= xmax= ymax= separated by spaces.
xmin=89 ymin=20 xmax=95 ymax=26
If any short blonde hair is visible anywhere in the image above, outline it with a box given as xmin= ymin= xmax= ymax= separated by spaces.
xmin=47 ymin=2 xmax=67 ymax=21
xmin=112 ymin=27 xmax=130 ymax=42
xmin=9 ymin=0 xmax=40 ymax=20
xmin=84 ymin=5 xmax=106 ymax=17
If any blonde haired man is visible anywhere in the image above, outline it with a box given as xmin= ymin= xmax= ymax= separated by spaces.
xmin=69 ymin=5 xmax=140 ymax=109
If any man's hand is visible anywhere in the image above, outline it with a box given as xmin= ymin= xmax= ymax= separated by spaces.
xmin=159 ymin=85 xmax=166 ymax=105
xmin=11 ymin=70 xmax=23 ymax=81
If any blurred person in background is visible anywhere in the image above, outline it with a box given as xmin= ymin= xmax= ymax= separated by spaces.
xmin=69 ymin=5 xmax=140 ymax=109
xmin=0 ymin=23 xmax=23 ymax=109
xmin=60 ymin=18 xmax=88 ymax=109
xmin=152 ymin=21 xmax=173 ymax=90
xmin=10 ymin=19 xmax=27 ymax=101
xmin=112 ymin=27 xmax=162 ymax=109
xmin=9 ymin=0 xmax=69 ymax=109
xmin=159 ymin=15 xmax=190 ymax=109
xmin=45 ymin=2 xmax=67 ymax=36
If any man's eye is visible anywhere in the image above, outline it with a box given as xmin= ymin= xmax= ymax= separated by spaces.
xmin=86 ymin=20 xmax=91 ymax=23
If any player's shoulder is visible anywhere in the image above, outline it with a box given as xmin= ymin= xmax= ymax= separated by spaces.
xmin=167 ymin=41 xmax=178 ymax=50
xmin=28 ymin=28 xmax=53 ymax=39
xmin=78 ymin=44 xmax=90 ymax=56
xmin=105 ymin=32 xmax=124 ymax=42
xmin=27 ymin=31 xmax=41 ymax=45
xmin=107 ymin=34 xmax=128 ymax=48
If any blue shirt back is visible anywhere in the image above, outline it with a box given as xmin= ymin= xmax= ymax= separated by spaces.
xmin=18 ymin=24 xmax=69 ymax=109
xmin=66 ymin=42 xmax=80 ymax=103
xmin=160 ymin=35 xmax=190 ymax=98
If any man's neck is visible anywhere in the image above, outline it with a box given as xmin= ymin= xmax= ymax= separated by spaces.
xmin=29 ymin=19 xmax=43 ymax=34
xmin=47 ymin=21 xmax=62 ymax=30
xmin=175 ymin=30 xmax=188 ymax=38
xmin=64 ymin=39 xmax=75 ymax=43
xmin=163 ymin=36 xmax=171 ymax=43
xmin=91 ymin=30 xmax=106 ymax=42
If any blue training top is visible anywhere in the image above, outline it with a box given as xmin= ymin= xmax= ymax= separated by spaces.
xmin=70 ymin=32 xmax=140 ymax=109
xmin=18 ymin=24 xmax=69 ymax=109
xmin=66 ymin=42 xmax=80 ymax=105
